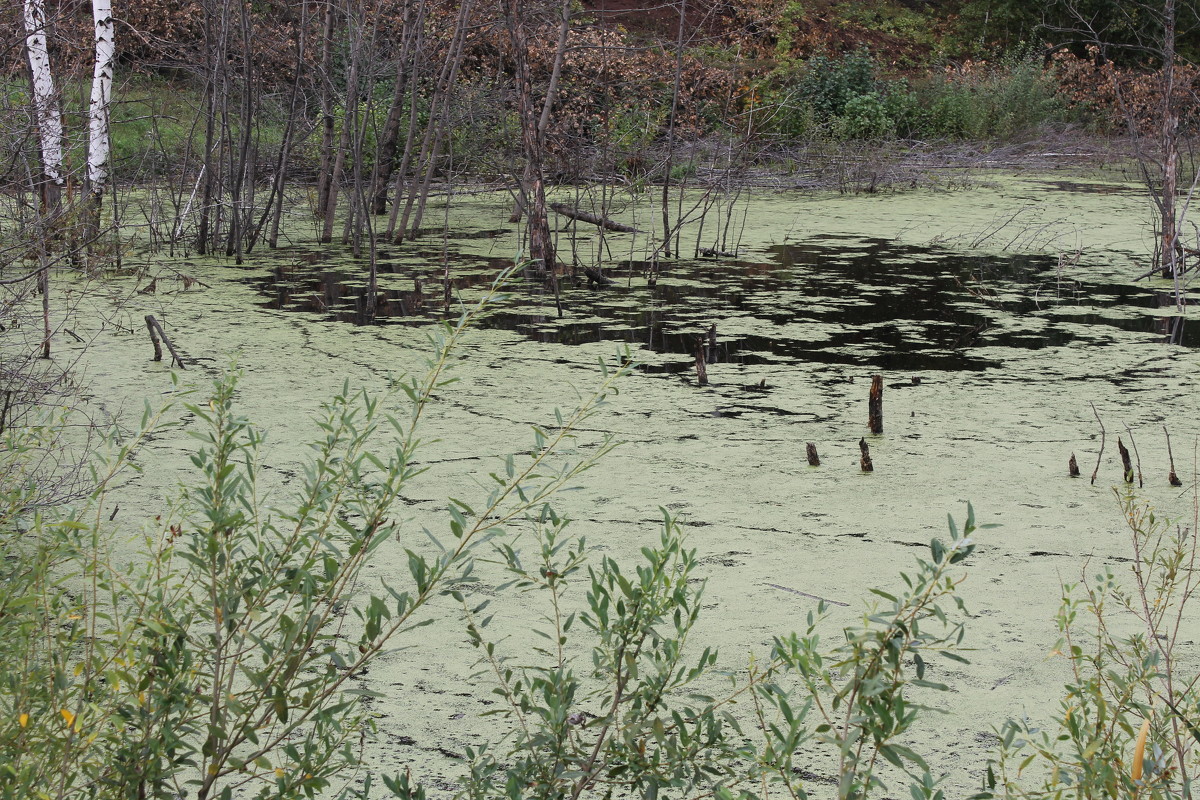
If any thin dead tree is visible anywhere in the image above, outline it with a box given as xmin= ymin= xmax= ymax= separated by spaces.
xmin=660 ymin=0 xmax=688 ymax=259
xmin=1061 ymin=0 xmax=1198 ymax=295
xmin=371 ymin=0 xmax=425 ymax=216
xmin=394 ymin=0 xmax=474 ymax=243
xmin=500 ymin=0 xmax=573 ymax=274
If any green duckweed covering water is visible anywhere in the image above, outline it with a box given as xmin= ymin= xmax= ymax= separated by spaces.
xmin=24 ymin=171 xmax=1200 ymax=796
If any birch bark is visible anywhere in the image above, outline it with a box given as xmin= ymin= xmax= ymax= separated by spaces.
xmin=87 ymin=0 xmax=115 ymax=233
xmin=23 ymin=0 xmax=65 ymax=210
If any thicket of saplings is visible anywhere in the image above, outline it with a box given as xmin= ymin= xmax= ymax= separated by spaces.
xmin=1 ymin=267 xmax=1197 ymax=800
xmin=87 ymin=48 xmax=1075 ymax=189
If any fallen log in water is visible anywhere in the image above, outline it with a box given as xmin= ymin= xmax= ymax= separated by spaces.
xmin=145 ymin=314 xmax=188 ymax=369
xmin=550 ymin=202 xmax=641 ymax=233
xmin=582 ymin=266 xmax=614 ymax=287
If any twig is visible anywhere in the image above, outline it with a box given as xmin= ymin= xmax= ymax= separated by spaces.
xmin=1091 ymin=402 xmax=1105 ymax=485
xmin=1165 ymin=425 xmax=1183 ymax=487
xmin=764 ymin=583 xmax=849 ymax=607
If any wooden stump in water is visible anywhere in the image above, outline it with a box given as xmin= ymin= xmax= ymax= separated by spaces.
xmin=1068 ymin=453 xmax=1080 ymax=478
xmin=868 ymin=375 xmax=883 ymax=434
xmin=1117 ymin=437 xmax=1134 ymax=483
xmin=859 ymin=438 xmax=873 ymax=472
xmin=806 ymin=442 xmax=820 ymax=467
xmin=694 ymin=338 xmax=708 ymax=387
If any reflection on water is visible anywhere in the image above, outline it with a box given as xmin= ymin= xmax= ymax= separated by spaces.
xmin=247 ymin=234 xmax=1192 ymax=372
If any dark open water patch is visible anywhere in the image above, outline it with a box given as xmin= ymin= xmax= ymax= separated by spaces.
xmin=245 ymin=234 xmax=1193 ymax=372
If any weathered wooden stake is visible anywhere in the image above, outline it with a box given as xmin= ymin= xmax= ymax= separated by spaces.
xmin=806 ymin=442 xmax=820 ymax=467
xmin=1165 ymin=425 xmax=1183 ymax=487
xmin=1068 ymin=453 xmax=1080 ymax=478
xmin=1117 ymin=437 xmax=1134 ymax=483
xmin=707 ymin=323 xmax=717 ymax=350
xmin=859 ymin=437 xmax=873 ymax=472
xmin=868 ymin=374 xmax=883 ymax=434
xmin=694 ymin=338 xmax=708 ymax=387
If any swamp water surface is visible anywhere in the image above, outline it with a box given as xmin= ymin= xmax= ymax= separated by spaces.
xmin=70 ymin=173 xmax=1200 ymax=796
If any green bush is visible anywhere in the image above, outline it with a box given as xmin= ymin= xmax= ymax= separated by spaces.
xmin=837 ymin=92 xmax=895 ymax=140
xmin=795 ymin=49 xmax=881 ymax=123
xmin=461 ymin=503 xmax=984 ymax=800
xmin=760 ymin=49 xmax=1069 ymax=142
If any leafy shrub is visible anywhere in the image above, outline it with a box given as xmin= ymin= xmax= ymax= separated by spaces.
xmin=0 ymin=270 xmax=631 ymax=800
xmin=837 ymin=92 xmax=895 ymax=139
xmin=461 ymin=503 xmax=985 ymax=800
xmin=795 ymin=49 xmax=881 ymax=122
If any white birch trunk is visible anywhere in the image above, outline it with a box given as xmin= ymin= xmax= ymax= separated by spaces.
xmin=88 ymin=0 xmax=115 ymax=201
xmin=22 ymin=0 xmax=65 ymax=193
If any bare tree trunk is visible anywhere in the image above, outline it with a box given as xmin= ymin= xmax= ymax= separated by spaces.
xmin=198 ymin=0 xmax=231 ymax=255
xmin=315 ymin=0 xmax=338 ymax=234
xmin=371 ymin=0 xmax=423 ymax=216
xmin=1159 ymin=0 xmax=1180 ymax=279
xmin=660 ymin=0 xmax=687 ymax=259
xmin=225 ymin=0 xmax=256 ymax=262
xmin=502 ymin=0 xmax=555 ymax=272
xmin=510 ymin=0 xmax=572 ymax=225
xmin=395 ymin=0 xmax=472 ymax=242
xmin=255 ymin=0 xmax=313 ymax=250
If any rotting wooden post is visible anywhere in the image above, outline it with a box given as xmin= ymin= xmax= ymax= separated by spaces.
xmin=694 ymin=337 xmax=708 ymax=387
xmin=1117 ymin=437 xmax=1134 ymax=483
xmin=1069 ymin=453 xmax=1080 ymax=478
xmin=145 ymin=314 xmax=163 ymax=362
xmin=1164 ymin=425 xmax=1183 ymax=486
xmin=868 ymin=374 xmax=883 ymax=434
xmin=859 ymin=437 xmax=873 ymax=472
xmin=707 ymin=323 xmax=717 ymax=350
xmin=806 ymin=443 xmax=820 ymax=467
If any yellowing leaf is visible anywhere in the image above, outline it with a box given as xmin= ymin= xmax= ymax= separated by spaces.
xmin=60 ymin=709 xmax=75 ymax=727
xmin=19 ymin=713 xmax=28 ymax=728
xmin=274 ymin=768 xmax=285 ymax=779
xmin=1132 ymin=717 xmax=1151 ymax=782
